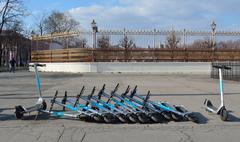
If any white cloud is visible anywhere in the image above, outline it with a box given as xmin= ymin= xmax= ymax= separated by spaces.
xmin=68 ymin=0 xmax=240 ymax=30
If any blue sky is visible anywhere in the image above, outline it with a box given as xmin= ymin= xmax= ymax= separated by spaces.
xmin=23 ymin=0 xmax=240 ymax=31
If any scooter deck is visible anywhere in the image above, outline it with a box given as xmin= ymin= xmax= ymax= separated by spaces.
xmin=204 ymin=99 xmax=218 ymax=112
xmin=22 ymin=104 xmax=43 ymax=113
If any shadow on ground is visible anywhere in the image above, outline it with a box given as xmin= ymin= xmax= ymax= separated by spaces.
xmin=193 ymin=112 xmax=209 ymax=124
xmin=228 ymin=113 xmax=240 ymax=122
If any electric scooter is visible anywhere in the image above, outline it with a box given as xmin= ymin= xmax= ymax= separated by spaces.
xmin=105 ymin=84 xmax=151 ymax=123
xmin=62 ymin=86 xmax=105 ymax=122
xmin=48 ymin=87 xmax=105 ymax=122
xmin=15 ymin=63 xmax=86 ymax=120
xmin=76 ymin=86 xmax=116 ymax=123
xmin=121 ymin=86 xmax=166 ymax=123
xmin=203 ymin=65 xmax=231 ymax=121
xmin=97 ymin=84 xmax=139 ymax=123
xmin=15 ymin=64 xmax=47 ymax=119
xmin=129 ymin=86 xmax=199 ymax=123
xmin=86 ymin=85 xmax=130 ymax=123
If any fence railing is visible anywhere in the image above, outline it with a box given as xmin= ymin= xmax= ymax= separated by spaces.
xmin=31 ymin=27 xmax=240 ymax=50
xmin=211 ymin=61 xmax=240 ymax=81
xmin=31 ymin=48 xmax=240 ymax=63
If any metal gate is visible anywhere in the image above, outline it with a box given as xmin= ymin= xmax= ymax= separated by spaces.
xmin=211 ymin=61 xmax=240 ymax=81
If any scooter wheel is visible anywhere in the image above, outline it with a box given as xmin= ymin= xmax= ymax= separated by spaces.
xmin=161 ymin=111 xmax=172 ymax=120
xmin=174 ymin=106 xmax=187 ymax=113
xmin=103 ymin=113 xmax=115 ymax=123
xmin=171 ymin=113 xmax=184 ymax=121
xmin=220 ymin=107 xmax=228 ymax=121
xmin=116 ymin=114 xmax=128 ymax=123
xmin=42 ymin=100 xmax=47 ymax=110
xmin=126 ymin=113 xmax=138 ymax=123
xmin=92 ymin=114 xmax=104 ymax=122
xmin=137 ymin=113 xmax=150 ymax=124
xmin=78 ymin=114 xmax=88 ymax=120
xmin=149 ymin=113 xmax=165 ymax=123
xmin=15 ymin=106 xmax=24 ymax=119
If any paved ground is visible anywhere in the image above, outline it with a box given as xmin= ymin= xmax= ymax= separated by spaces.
xmin=0 ymin=71 xmax=240 ymax=142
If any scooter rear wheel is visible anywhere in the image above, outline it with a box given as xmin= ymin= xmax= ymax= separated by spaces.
xmin=137 ymin=113 xmax=150 ymax=123
xmin=78 ymin=114 xmax=91 ymax=121
xmin=126 ymin=113 xmax=138 ymax=123
xmin=116 ymin=114 xmax=128 ymax=123
xmin=92 ymin=114 xmax=104 ymax=122
xmin=149 ymin=113 xmax=165 ymax=123
xmin=42 ymin=100 xmax=47 ymax=110
xmin=171 ymin=112 xmax=184 ymax=121
xmin=161 ymin=111 xmax=172 ymax=120
xmin=103 ymin=113 xmax=115 ymax=123
xmin=220 ymin=107 xmax=228 ymax=121
xmin=175 ymin=106 xmax=187 ymax=113
xmin=15 ymin=106 xmax=24 ymax=119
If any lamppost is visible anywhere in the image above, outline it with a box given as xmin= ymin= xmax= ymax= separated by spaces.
xmin=91 ymin=20 xmax=98 ymax=62
xmin=91 ymin=19 xmax=98 ymax=49
xmin=153 ymin=29 xmax=156 ymax=48
xmin=211 ymin=21 xmax=217 ymax=49
xmin=30 ymin=31 xmax=35 ymax=63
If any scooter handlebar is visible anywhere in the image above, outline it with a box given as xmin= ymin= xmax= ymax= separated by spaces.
xmin=29 ymin=63 xmax=46 ymax=67
xmin=213 ymin=65 xmax=231 ymax=70
xmin=36 ymin=64 xmax=46 ymax=67
xmin=112 ymin=83 xmax=119 ymax=93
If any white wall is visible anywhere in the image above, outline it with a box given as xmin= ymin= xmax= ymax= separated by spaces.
xmin=29 ymin=62 xmax=211 ymax=74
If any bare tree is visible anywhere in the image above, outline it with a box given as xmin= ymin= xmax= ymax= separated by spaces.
xmin=0 ymin=0 xmax=26 ymax=66
xmin=0 ymin=0 xmax=26 ymax=34
xmin=98 ymin=35 xmax=110 ymax=48
xmin=190 ymin=37 xmax=213 ymax=48
xmin=43 ymin=11 xmax=79 ymax=34
xmin=119 ymin=36 xmax=135 ymax=61
xmin=166 ymin=31 xmax=180 ymax=48
xmin=6 ymin=19 xmax=23 ymax=32
xmin=32 ymin=13 xmax=48 ymax=36
xmin=217 ymin=40 xmax=240 ymax=49
xmin=119 ymin=36 xmax=134 ymax=49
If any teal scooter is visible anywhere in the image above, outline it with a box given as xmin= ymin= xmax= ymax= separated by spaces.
xmin=204 ymin=65 xmax=231 ymax=121
xmin=15 ymin=64 xmax=83 ymax=120
xmin=15 ymin=64 xmax=47 ymax=119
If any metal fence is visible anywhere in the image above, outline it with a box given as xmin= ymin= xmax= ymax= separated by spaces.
xmin=211 ymin=61 xmax=240 ymax=81
xmin=31 ymin=28 xmax=240 ymax=51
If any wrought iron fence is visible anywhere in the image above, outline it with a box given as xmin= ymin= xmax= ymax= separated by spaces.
xmin=211 ymin=61 xmax=240 ymax=81
xmin=31 ymin=28 xmax=240 ymax=51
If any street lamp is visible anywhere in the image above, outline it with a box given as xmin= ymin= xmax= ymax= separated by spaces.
xmin=91 ymin=19 xmax=98 ymax=49
xmin=211 ymin=21 xmax=216 ymax=32
xmin=91 ymin=20 xmax=98 ymax=62
xmin=211 ymin=21 xmax=217 ymax=48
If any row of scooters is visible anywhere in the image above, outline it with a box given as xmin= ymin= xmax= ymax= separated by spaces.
xmin=15 ymin=83 xmax=199 ymax=123
xmin=15 ymin=64 xmax=231 ymax=123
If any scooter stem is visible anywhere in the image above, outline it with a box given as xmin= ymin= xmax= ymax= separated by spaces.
xmin=219 ymin=68 xmax=224 ymax=107
xmin=34 ymin=64 xmax=43 ymax=98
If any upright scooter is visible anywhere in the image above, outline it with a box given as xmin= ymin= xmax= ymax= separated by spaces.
xmin=15 ymin=64 xmax=83 ymax=120
xmin=203 ymin=65 xmax=231 ymax=121
xmin=15 ymin=64 xmax=47 ymax=119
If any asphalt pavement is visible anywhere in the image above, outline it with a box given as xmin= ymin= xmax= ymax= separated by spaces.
xmin=0 ymin=71 xmax=240 ymax=142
